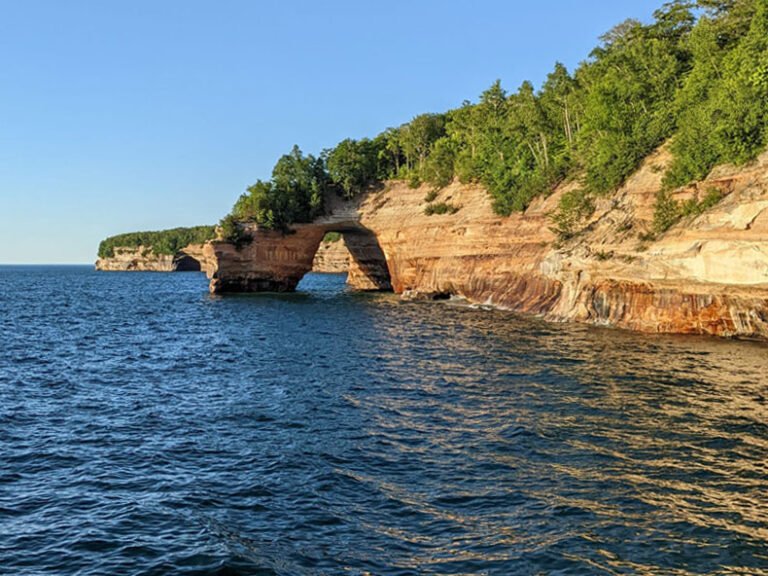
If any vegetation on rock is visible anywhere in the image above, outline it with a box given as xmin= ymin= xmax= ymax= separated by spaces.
xmin=550 ymin=189 xmax=596 ymax=241
xmin=98 ymin=226 xmax=216 ymax=259
xmin=424 ymin=202 xmax=461 ymax=216
xmin=226 ymin=145 xmax=328 ymax=232
xmin=322 ymin=232 xmax=342 ymax=243
xmin=222 ymin=0 xmax=767 ymax=234
xmin=653 ymin=186 xmax=726 ymax=233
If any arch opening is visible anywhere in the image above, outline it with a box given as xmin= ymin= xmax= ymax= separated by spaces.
xmin=172 ymin=254 xmax=202 ymax=272
xmin=305 ymin=228 xmax=392 ymax=292
xmin=208 ymin=222 xmax=393 ymax=294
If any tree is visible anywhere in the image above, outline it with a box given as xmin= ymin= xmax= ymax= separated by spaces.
xmin=399 ymin=113 xmax=446 ymax=175
xmin=423 ymin=137 xmax=456 ymax=189
xmin=325 ymin=138 xmax=380 ymax=198
xmin=374 ymin=127 xmax=404 ymax=179
xmin=227 ymin=145 xmax=330 ymax=231
xmin=219 ymin=0 xmax=768 ymax=230
xmin=577 ymin=12 xmax=689 ymax=194
xmin=665 ymin=0 xmax=766 ymax=187
xmin=270 ymin=145 xmax=327 ymax=225
xmin=540 ymin=62 xmax=580 ymax=150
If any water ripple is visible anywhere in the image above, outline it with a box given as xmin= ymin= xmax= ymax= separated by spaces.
xmin=0 ymin=266 xmax=767 ymax=575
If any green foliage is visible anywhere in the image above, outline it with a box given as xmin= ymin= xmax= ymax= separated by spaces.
xmin=424 ymin=202 xmax=461 ymax=216
xmin=683 ymin=186 xmax=724 ymax=215
xmin=423 ymin=137 xmax=456 ymax=189
xmin=322 ymin=231 xmax=342 ymax=243
xmin=579 ymin=10 xmax=692 ymax=194
xmin=98 ymin=226 xmax=216 ymax=258
xmin=424 ymin=189 xmax=439 ymax=203
xmin=665 ymin=0 xmax=768 ymax=187
xmin=220 ymin=0 xmax=767 ymax=234
xmin=374 ymin=127 xmax=405 ymax=179
xmin=218 ymin=214 xmax=253 ymax=247
xmin=399 ymin=113 xmax=446 ymax=176
xmin=228 ymin=145 xmax=329 ymax=231
xmin=653 ymin=186 xmax=725 ymax=232
xmin=653 ymin=190 xmax=684 ymax=233
xmin=324 ymin=138 xmax=381 ymax=198
xmin=407 ymin=171 xmax=422 ymax=189
xmin=549 ymin=189 xmax=596 ymax=241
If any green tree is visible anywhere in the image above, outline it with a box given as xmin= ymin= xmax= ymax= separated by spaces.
xmin=227 ymin=145 xmax=330 ymax=231
xmin=374 ymin=127 xmax=404 ymax=179
xmin=665 ymin=0 xmax=766 ymax=186
xmin=423 ymin=137 xmax=456 ymax=189
xmin=325 ymin=138 xmax=380 ymax=198
xmin=269 ymin=145 xmax=327 ymax=225
xmin=98 ymin=226 xmax=216 ymax=258
xmin=577 ymin=13 xmax=691 ymax=194
xmin=399 ymin=113 xmax=446 ymax=177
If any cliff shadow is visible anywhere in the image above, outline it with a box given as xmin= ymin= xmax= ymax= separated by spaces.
xmin=172 ymin=253 xmax=202 ymax=272
xmin=336 ymin=228 xmax=392 ymax=291
xmin=209 ymin=223 xmax=392 ymax=294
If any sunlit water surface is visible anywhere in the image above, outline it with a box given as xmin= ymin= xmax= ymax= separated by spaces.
xmin=1 ymin=266 xmax=767 ymax=575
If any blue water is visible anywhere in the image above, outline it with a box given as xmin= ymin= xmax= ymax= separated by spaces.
xmin=1 ymin=266 xmax=767 ymax=575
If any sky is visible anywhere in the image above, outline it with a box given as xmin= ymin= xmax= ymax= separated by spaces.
xmin=0 ymin=0 xmax=659 ymax=264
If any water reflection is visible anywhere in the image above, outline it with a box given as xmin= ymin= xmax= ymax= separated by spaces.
xmin=1 ymin=270 xmax=767 ymax=575
xmin=350 ymin=299 xmax=768 ymax=574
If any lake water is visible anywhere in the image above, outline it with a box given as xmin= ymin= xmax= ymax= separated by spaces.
xmin=1 ymin=266 xmax=767 ymax=575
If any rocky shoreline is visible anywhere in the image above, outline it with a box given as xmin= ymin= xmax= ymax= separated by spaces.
xmin=96 ymin=148 xmax=768 ymax=340
xmin=95 ymin=244 xmax=214 ymax=274
xmin=203 ymin=148 xmax=768 ymax=340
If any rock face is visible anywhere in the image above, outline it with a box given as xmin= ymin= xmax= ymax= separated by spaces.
xmin=206 ymin=149 xmax=768 ymax=340
xmin=312 ymin=238 xmax=350 ymax=273
xmin=96 ymin=244 xmax=213 ymax=273
xmin=204 ymin=222 xmax=392 ymax=293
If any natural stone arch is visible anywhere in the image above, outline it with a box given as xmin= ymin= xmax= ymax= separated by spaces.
xmin=205 ymin=220 xmax=392 ymax=294
xmin=172 ymin=253 xmax=202 ymax=272
xmin=312 ymin=235 xmax=351 ymax=273
xmin=339 ymin=228 xmax=391 ymax=291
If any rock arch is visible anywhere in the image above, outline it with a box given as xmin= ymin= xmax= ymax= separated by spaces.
xmin=204 ymin=221 xmax=391 ymax=294
xmin=172 ymin=253 xmax=202 ymax=272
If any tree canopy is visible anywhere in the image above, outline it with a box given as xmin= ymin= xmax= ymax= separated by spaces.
xmin=222 ymin=0 xmax=768 ymax=233
xmin=98 ymin=226 xmax=216 ymax=258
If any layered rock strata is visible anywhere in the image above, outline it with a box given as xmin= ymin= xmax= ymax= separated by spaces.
xmin=204 ymin=221 xmax=392 ymax=293
xmin=311 ymin=238 xmax=350 ymax=273
xmin=96 ymin=244 xmax=213 ymax=273
xmin=206 ymin=149 xmax=768 ymax=340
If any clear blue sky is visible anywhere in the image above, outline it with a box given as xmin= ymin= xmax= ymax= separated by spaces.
xmin=0 ymin=0 xmax=657 ymax=263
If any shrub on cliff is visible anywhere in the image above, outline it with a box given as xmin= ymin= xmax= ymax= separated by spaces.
xmin=549 ymin=189 xmax=595 ymax=241
xmin=218 ymin=215 xmax=253 ymax=248
xmin=424 ymin=201 xmax=461 ymax=216
xmin=653 ymin=186 xmax=725 ymax=233
xmin=322 ymin=232 xmax=342 ymax=243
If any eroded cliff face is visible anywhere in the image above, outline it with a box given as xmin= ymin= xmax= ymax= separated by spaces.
xmin=207 ymin=148 xmax=768 ymax=340
xmin=96 ymin=244 xmax=213 ymax=274
xmin=312 ymin=239 xmax=350 ymax=273
xmin=205 ymin=218 xmax=392 ymax=293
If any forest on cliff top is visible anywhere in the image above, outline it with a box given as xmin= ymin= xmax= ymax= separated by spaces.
xmin=98 ymin=226 xmax=216 ymax=258
xmin=221 ymin=0 xmax=767 ymax=240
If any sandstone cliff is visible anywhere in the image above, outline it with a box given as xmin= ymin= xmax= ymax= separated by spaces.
xmin=96 ymin=244 xmax=213 ymax=273
xmin=312 ymin=238 xmax=350 ymax=273
xmin=206 ymin=149 xmax=768 ymax=340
